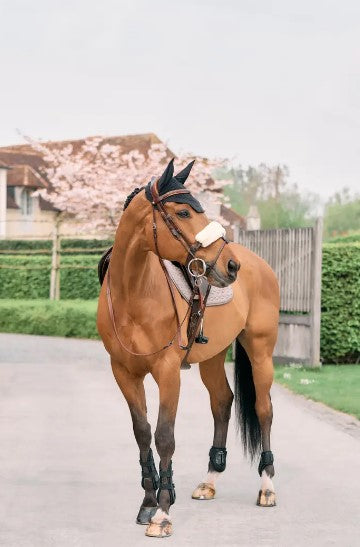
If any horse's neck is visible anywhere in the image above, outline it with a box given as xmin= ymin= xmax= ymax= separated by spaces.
xmin=111 ymin=232 xmax=149 ymax=304
xmin=110 ymin=227 xmax=171 ymax=325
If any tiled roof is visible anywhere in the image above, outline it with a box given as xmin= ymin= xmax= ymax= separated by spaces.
xmin=0 ymin=133 xmax=174 ymax=188
xmin=0 ymin=132 xmax=171 ymax=162
xmin=220 ymin=204 xmax=246 ymax=228
xmin=7 ymin=165 xmax=48 ymax=189
xmin=0 ymin=160 xmax=10 ymax=169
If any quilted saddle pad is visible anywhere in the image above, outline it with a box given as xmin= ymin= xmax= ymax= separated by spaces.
xmin=162 ymin=260 xmax=233 ymax=307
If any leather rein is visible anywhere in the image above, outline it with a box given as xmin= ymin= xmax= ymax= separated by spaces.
xmin=106 ymin=177 xmax=228 ymax=361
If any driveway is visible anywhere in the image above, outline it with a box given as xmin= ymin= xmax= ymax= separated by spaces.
xmin=0 ymin=333 xmax=359 ymax=546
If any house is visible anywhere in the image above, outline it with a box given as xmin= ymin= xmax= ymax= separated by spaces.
xmin=0 ymin=133 xmax=246 ymax=240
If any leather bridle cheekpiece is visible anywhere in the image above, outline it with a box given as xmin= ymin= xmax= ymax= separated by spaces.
xmin=106 ymin=176 xmax=228 ymax=361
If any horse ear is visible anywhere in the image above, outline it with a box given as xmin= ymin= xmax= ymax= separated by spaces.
xmin=158 ymin=158 xmax=175 ymax=191
xmin=174 ymin=160 xmax=195 ymax=185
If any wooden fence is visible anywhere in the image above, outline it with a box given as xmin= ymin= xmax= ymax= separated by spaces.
xmin=234 ymin=218 xmax=323 ymax=366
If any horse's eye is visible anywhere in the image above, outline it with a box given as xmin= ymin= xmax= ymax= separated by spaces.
xmin=176 ymin=210 xmax=191 ymax=219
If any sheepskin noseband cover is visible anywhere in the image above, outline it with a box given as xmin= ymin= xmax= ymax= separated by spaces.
xmin=195 ymin=221 xmax=226 ymax=247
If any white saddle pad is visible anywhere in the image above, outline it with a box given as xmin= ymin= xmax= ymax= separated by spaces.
xmin=162 ymin=260 xmax=233 ymax=307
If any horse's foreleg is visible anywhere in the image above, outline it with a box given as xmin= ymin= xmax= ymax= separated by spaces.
xmin=192 ymin=349 xmax=233 ymax=501
xmin=145 ymin=360 xmax=180 ymax=538
xmin=110 ymin=359 xmax=158 ymax=525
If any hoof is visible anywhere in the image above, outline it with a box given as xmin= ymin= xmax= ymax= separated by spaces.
xmin=145 ymin=519 xmax=172 ymax=538
xmin=136 ymin=505 xmax=158 ymax=525
xmin=191 ymin=482 xmax=216 ymax=500
xmin=257 ymin=489 xmax=276 ymax=507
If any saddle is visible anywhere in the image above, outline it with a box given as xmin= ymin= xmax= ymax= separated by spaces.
xmin=98 ymin=247 xmax=233 ymax=307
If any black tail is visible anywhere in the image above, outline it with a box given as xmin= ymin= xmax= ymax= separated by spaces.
xmin=234 ymin=339 xmax=261 ymax=460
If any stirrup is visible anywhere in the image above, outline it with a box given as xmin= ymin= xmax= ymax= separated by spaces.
xmin=140 ymin=448 xmax=159 ymax=491
xmin=156 ymin=461 xmax=176 ymax=505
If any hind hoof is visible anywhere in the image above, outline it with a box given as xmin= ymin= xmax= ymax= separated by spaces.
xmin=192 ymin=482 xmax=216 ymax=500
xmin=257 ymin=489 xmax=276 ymax=507
xmin=136 ymin=505 xmax=158 ymax=525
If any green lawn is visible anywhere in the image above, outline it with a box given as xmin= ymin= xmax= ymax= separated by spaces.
xmin=274 ymin=364 xmax=360 ymax=419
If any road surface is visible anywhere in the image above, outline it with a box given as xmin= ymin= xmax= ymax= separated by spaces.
xmin=1 ymin=333 xmax=359 ymax=546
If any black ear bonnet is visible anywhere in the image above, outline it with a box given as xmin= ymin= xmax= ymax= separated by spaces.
xmin=145 ymin=159 xmax=205 ymax=213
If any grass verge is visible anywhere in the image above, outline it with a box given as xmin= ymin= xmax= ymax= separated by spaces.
xmin=0 ymin=299 xmax=99 ymax=339
xmin=274 ymin=364 xmax=360 ymax=419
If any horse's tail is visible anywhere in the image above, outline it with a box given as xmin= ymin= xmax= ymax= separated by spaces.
xmin=233 ymin=338 xmax=261 ymax=460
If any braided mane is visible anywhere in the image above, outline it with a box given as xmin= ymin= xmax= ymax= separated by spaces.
xmin=123 ymin=186 xmax=145 ymax=211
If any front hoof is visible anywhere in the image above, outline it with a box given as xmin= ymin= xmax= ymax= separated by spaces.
xmin=145 ymin=520 xmax=172 ymax=538
xmin=192 ymin=482 xmax=216 ymax=500
xmin=145 ymin=509 xmax=173 ymax=538
xmin=257 ymin=489 xmax=276 ymax=507
xmin=136 ymin=505 xmax=158 ymax=525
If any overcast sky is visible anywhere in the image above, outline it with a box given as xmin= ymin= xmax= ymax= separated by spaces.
xmin=1 ymin=0 xmax=359 ymax=198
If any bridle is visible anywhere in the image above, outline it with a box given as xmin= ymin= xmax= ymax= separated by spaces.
xmin=106 ymin=176 xmax=229 ymax=361
xmin=149 ymin=177 xmax=228 ymax=277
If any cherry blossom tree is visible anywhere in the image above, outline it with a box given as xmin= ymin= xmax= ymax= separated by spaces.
xmin=26 ymin=136 xmax=229 ymax=235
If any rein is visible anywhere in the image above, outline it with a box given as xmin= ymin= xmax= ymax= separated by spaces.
xmin=106 ymin=177 xmax=228 ymax=361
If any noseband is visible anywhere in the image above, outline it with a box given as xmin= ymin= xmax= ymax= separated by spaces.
xmin=106 ymin=176 xmax=229 ymax=361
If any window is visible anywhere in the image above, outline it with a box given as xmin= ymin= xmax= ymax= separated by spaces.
xmin=7 ymin=186 xmax=15 ymax=200
xmin=21 ymin=189 xmax=33 ymax=215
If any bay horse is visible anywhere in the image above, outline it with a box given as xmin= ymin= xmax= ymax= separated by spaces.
xmin=97 ymin=159 xmax=279 ymax=538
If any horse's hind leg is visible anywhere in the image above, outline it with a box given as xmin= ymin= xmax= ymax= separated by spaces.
xmin=110 ymin=359 xmax=158 ymax=525
xmin=192 ymin=348 xmax=233 ymax=500
xmin=237 ymin=335 xmax=277 ymax=507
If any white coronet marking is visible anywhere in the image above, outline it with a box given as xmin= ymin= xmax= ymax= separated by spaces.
xmin=195 ymin=221 xmax=226 ymax=247
xmin=205 ymin=470 xmax=220 ymax=486
xmin=261 ymin=470 xmax=275 ymax=492
xmin=150 ymin=508 xmax=172 ymax=524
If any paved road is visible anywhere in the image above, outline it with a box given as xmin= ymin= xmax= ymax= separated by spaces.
xmin=1 ymin=334 xmax=359 ymax=547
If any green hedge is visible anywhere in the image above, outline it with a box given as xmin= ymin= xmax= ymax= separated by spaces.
xmin=0 ymin=299 xmax=99 ymax=338
xmin=327 ymin=233 xmax=360 ymax=244
xmin=0 ymin=238 xmax=113 ymax=254
xmin=1 ymin=243 xmax=359 ymax=363
xmin=0 ymin=255 xmax=100 ymax=299
xmin=321 ymin=243 xmax=360 ymax=363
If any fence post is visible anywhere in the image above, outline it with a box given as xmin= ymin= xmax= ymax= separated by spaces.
xmin=309 ymin=217 xmax=323 ymax=367
xmin=50 ymin=217 xmax=61 ymax=300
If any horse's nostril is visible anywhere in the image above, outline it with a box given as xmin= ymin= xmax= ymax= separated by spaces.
xmin=227 ymin=259 xmax=239 ymax=276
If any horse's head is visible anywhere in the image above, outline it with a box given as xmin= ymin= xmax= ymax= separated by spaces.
xmin=124 ymin=159 xmax=240 ymax=287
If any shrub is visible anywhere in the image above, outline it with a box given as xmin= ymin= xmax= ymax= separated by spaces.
xmin=0 ymin=255 xmax=100 ymax=299
xmin=0 ymin=239 xmax=52 ymax=251
xmin=321 ymin=243 xmax=360 ymax=363
xmin=327 ymin=232 xmax=360 ymax=244
xmin=0 ymin=238 xmax=113 ymax=255
xmin=0 ymin=299 xmax=99 ymax=339
xmin=1 ymin=243 xmax=359 ymax=363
